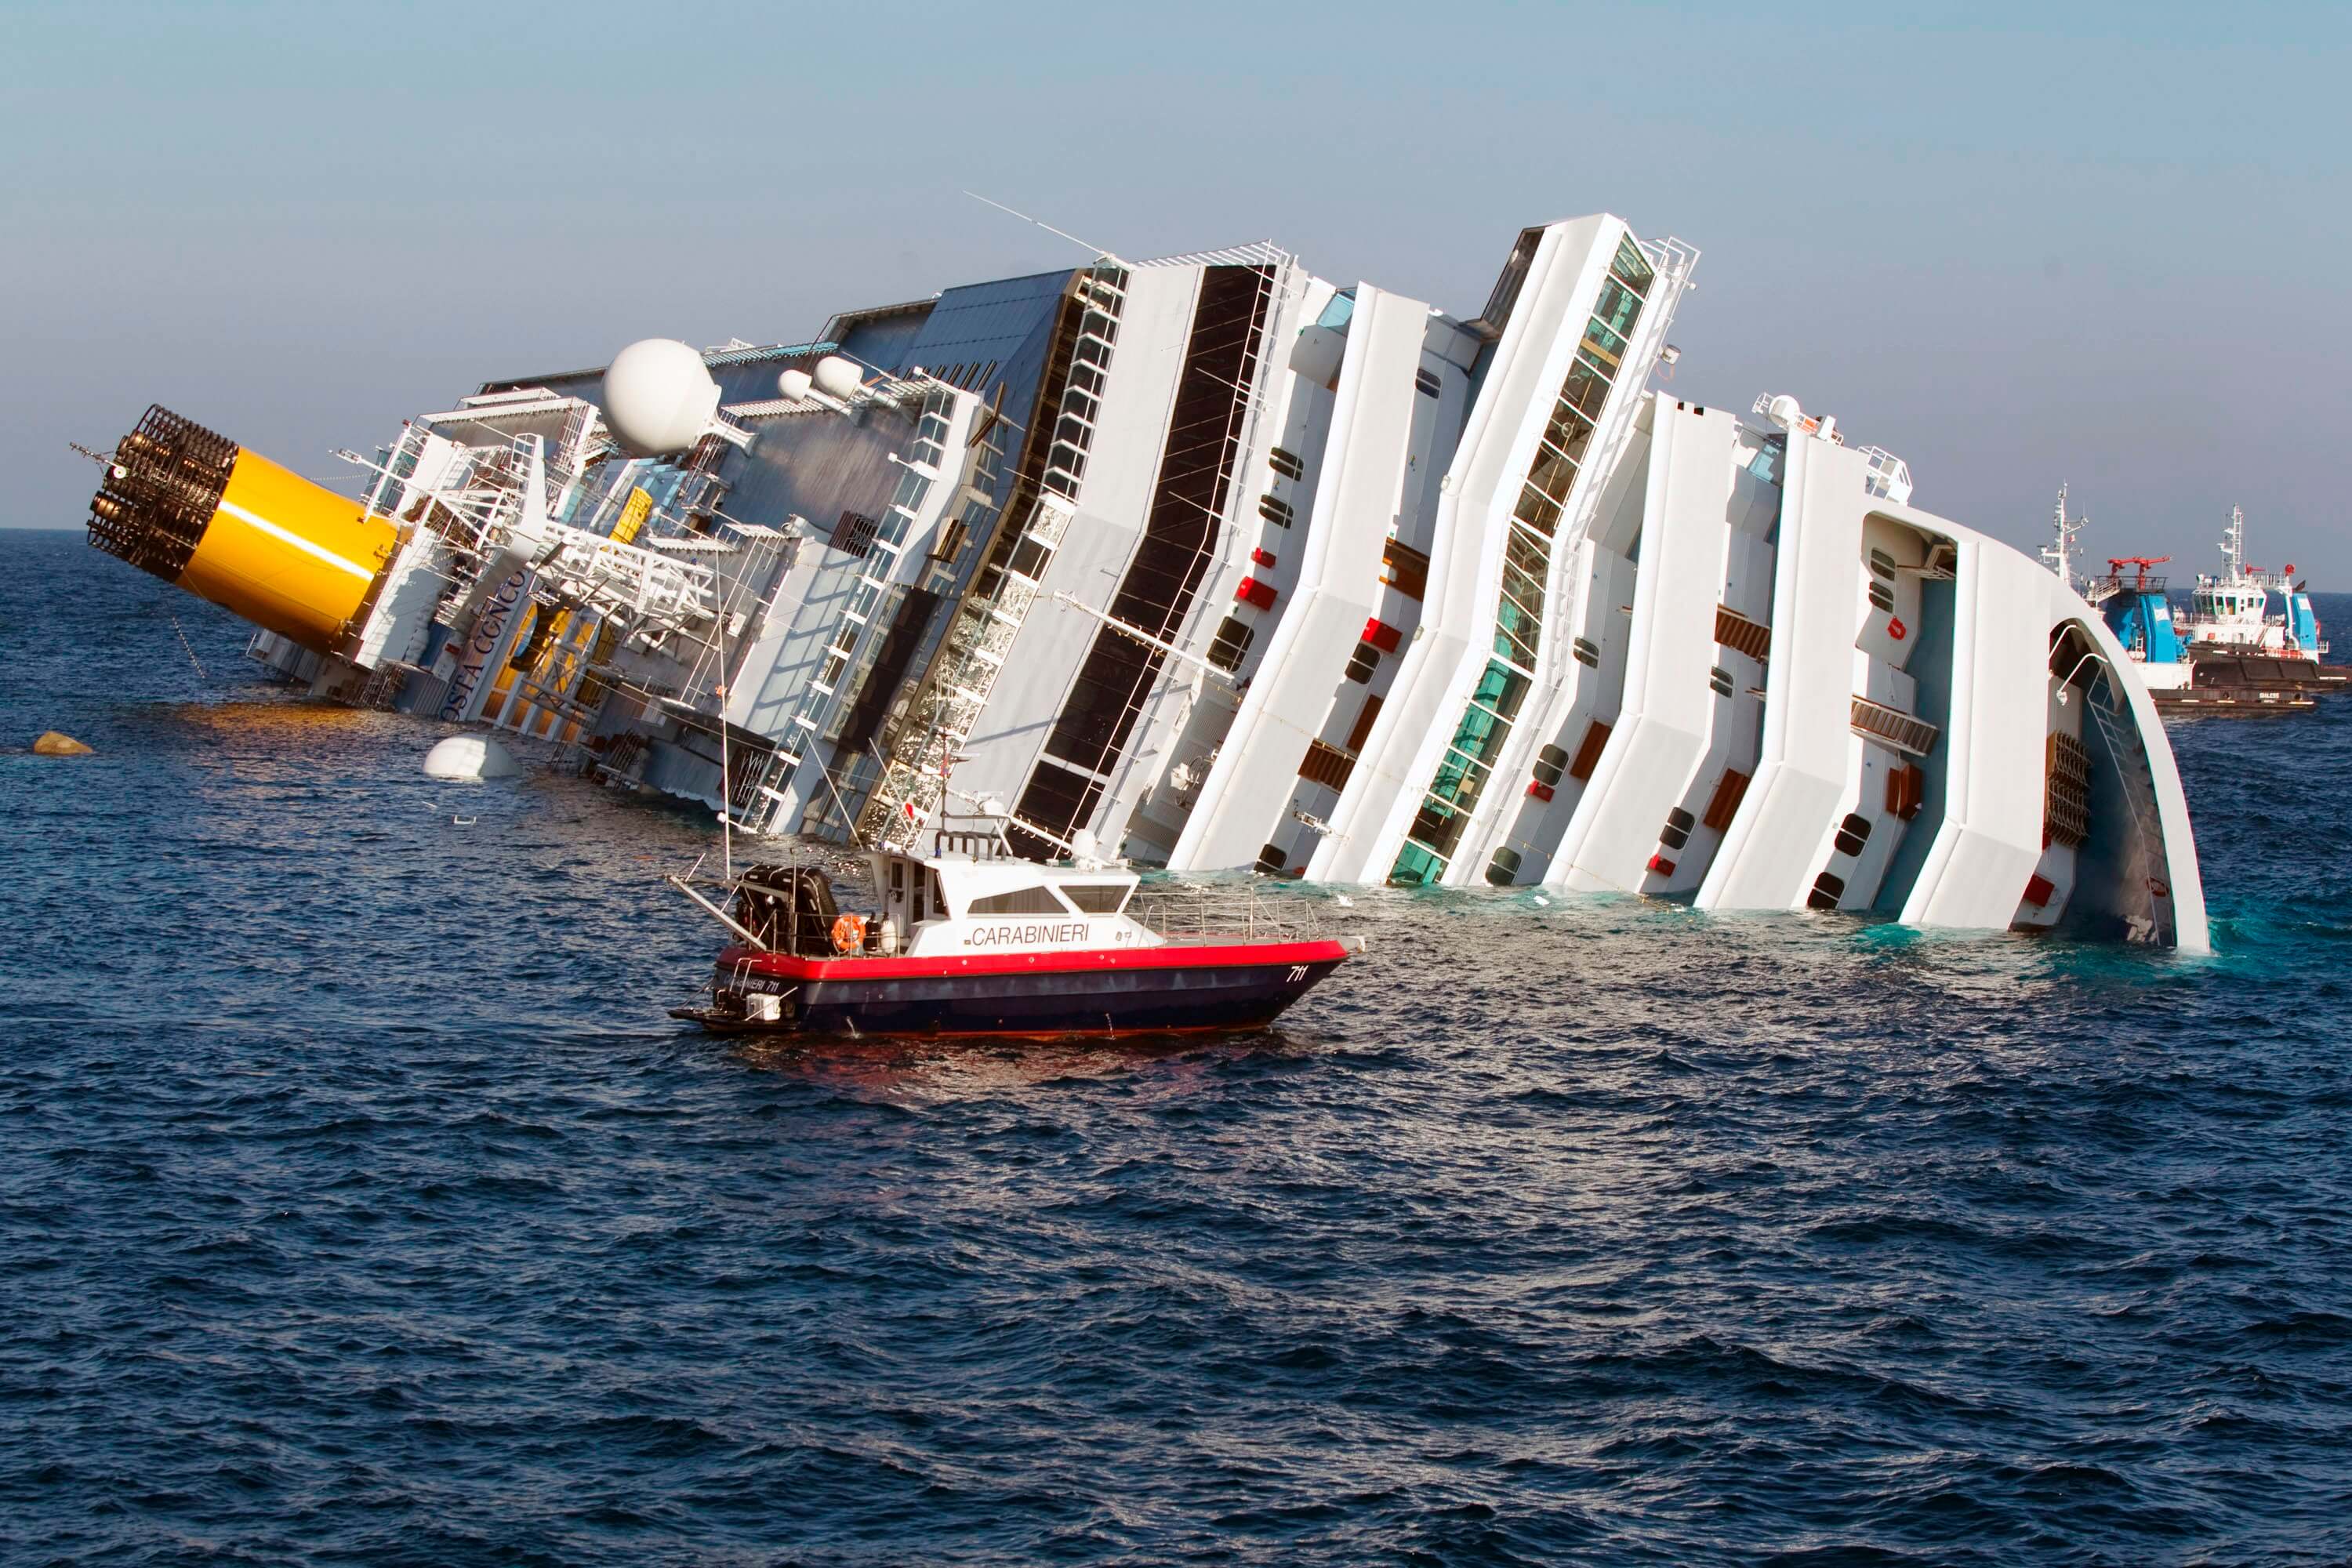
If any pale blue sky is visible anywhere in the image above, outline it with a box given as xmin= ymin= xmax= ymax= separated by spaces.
xmin=5 ymin=0 xmax=2347 ymax=579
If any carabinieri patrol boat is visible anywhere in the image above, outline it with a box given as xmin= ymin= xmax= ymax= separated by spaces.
xmin=669 ymin=827 xmax=1357 ymax=1039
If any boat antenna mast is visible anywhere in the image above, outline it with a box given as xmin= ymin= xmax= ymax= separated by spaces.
xmin=2042 ymin=482 xmax=2087 ymax=592
xmin=2219 ymin=504 xmax=2246 ymax=581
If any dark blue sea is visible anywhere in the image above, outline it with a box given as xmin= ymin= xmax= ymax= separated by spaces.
xmin=3 ymin=529 xmax=2348 ymax=1566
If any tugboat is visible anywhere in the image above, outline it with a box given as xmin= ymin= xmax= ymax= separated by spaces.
xmin=2177 ymin=506 xmax=2329 ymax=664
xmin=667 ymin=822 xmax=1359 ymax=1038
xmin=2047 ymin=489 xmax=2341 ymax=713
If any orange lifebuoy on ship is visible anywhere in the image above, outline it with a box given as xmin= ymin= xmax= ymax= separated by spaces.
xmin=830 ymin=913 xmax=868 ymax=955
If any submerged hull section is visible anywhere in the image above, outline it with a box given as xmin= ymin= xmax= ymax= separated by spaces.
xmin=686 ymin=941 xmax=1348 ymax=1038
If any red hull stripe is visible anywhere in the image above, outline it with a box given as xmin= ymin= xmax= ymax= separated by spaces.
xmin=720 ymin=938 xmax=1348 ymax=982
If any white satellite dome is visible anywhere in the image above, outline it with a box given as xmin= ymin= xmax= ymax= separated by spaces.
xmin=811 ymin=354 xmax=864 ymax=401
xmin=423 ymin=734 xmax=521 ymax=780
xmin=602 ymin=338 xmax=722 ymax=457
xmin=777 ymin=367 xmax=814 ymax=401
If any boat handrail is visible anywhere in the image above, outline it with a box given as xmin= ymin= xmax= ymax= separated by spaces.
xmin=1130 ymin=880 xmax=1322 ymax=942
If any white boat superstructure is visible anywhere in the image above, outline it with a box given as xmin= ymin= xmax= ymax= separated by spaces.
xmin=82 ymin=212 xmax=2208 ymax=949
xmin=2180 ymin=506 xmax=2326 ymax=661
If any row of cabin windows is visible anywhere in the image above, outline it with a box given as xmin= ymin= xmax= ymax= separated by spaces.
xmin=964 ymin=883 xmax=1132 ymax=917
xmin=1394 ymin=240 xmax=1654 ymax=887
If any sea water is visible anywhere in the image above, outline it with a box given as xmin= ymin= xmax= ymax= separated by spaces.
xmin=3 ymin=532 xmax=2347 ymax=1565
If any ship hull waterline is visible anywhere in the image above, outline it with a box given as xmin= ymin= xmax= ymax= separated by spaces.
xmin=673 ymin=940 xmax=1351 ymax=1039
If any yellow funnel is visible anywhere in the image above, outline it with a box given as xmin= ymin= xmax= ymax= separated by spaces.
xmin=87 ymin=405 xmax=398 ymax=652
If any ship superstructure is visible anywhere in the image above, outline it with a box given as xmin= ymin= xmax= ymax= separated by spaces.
xmin=80 ymin=213 xmax=2208 ymax=950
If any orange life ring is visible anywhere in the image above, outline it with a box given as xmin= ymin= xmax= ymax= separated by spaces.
xmin=830 ymin=913 xmax=868 ymax=955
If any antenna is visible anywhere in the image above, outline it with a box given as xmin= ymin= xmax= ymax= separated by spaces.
xmin=2042 ymin=482 xmax=2087 ymax=591
xmin=961 ymin=191 xmax=1123 ymax=263
xmin=2220 ymin=504 xmax=2246 ymax=580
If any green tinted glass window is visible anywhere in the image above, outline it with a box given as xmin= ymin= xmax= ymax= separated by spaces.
xmin=1592 ymin=278 xmax=1643 ymax=339
xmin=1610 ymin=234 xmax=1655 ymax=297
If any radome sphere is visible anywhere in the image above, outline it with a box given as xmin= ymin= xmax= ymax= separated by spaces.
xmin=811 ymin=355 xmax=864 ymax=401
xmin=602 ymin=339 xmax=721 ymax=458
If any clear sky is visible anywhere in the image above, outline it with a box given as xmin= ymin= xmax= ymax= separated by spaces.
xmin=5 ymin=0 xmax=2346 ymax=579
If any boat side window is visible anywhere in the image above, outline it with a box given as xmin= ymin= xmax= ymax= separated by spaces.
xmin=930 ymin=871 xmax=950 ymax=920
xmin=1062 ymin=884 xmax=1131 ymax=914
xmin=967 ymin=886 xmax=1073 ymax=916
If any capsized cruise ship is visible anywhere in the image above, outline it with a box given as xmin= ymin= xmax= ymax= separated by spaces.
xmin=80 ymin=214 xmax=2208 ymax=950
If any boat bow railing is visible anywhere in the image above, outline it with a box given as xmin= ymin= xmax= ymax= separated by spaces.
xmin=1131 ymin=880 xmax=1323 ymax=942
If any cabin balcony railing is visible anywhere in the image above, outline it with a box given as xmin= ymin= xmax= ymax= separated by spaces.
xmin=1850 ymin=695 xmax=1939 ymax=757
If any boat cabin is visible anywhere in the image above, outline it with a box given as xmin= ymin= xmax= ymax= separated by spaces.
xmin=726 ymin=835 xmax=1152 ymax=961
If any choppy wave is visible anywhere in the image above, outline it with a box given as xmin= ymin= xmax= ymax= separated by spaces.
xmin=4 ymin=533 xmax=2348 ymax=1565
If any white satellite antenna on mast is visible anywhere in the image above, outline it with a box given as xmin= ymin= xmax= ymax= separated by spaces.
xmin=2042 ymin=482 xmax=2087 ymax=592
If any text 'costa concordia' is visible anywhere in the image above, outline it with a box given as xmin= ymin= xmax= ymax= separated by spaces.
xmin=82 ymin=216 xmax=2207 ymax=949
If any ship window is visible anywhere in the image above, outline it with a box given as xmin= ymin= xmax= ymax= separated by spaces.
xmin=890 ymin=860 xmax=905 ymax=895
xmin=1514 ymin=484 xmax=1563 ymax=537
xmin=1868 ymin=581 xmax=1896 ymax=613
xmin=1544 ymin=401 xmax=1595 ymax=466
xmin=1345 ymin=642 xmax=1379 ymax=683
xmin=1255 ymin=843 xmax=1287 ymax=873
xmin=1528 ymin=445 xmax=1579 ymax=504
xmin=1709 ymin=665 xmax=1734 ymax=696
xmin=1062 ymin=884 xmax=1131 ymax=914
xmin=1414 ymin=368 xmax=1443 ymax=398
xmin=1832 ymin=812 xmax=1872 ymax=857
xmin=1609 ymin=235 xmax=1656 ymax=298
xmin=1561 ymin=358 xmax=1610 ymax=420
xmin=1807 ymin=871 xmax=1847 ymax=910
xmin=1485 ymin=846 xmax=1522 ymax=885
xmin=1869 ymin=548 xmax=1897 ymax=579
xmin=1007 ymin=535 xmax=1052 ymax=581
xmin=1270 ymin=447 xmax=1305 ymax=481
xmin=968 ymin=885 xmax=1073 ymax=916
xmin=1572 ymin=637 xmax=1602 ymax=669
xmin=1533 ymin=743 xmax=1568 ymax=789
xmin=1207 ymin=615 xmax=1254 ymax=672
xmin=1667 ymin=808 xmax=1695 ymax=833
xmin=1591 ymin=278 xmax=1643 ymax=340
xmin=1260 ymin=494 xmax=1294 ymax=527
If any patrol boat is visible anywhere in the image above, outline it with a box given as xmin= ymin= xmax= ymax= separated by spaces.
xmin=668 ymin=826 xmax=1357 ymax=1038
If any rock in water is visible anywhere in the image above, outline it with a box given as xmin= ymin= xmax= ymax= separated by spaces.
xmin=33 ymin=731 xmax=94 ymax=757
xmin=423 ymin=735 xmax=521 ymax=780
